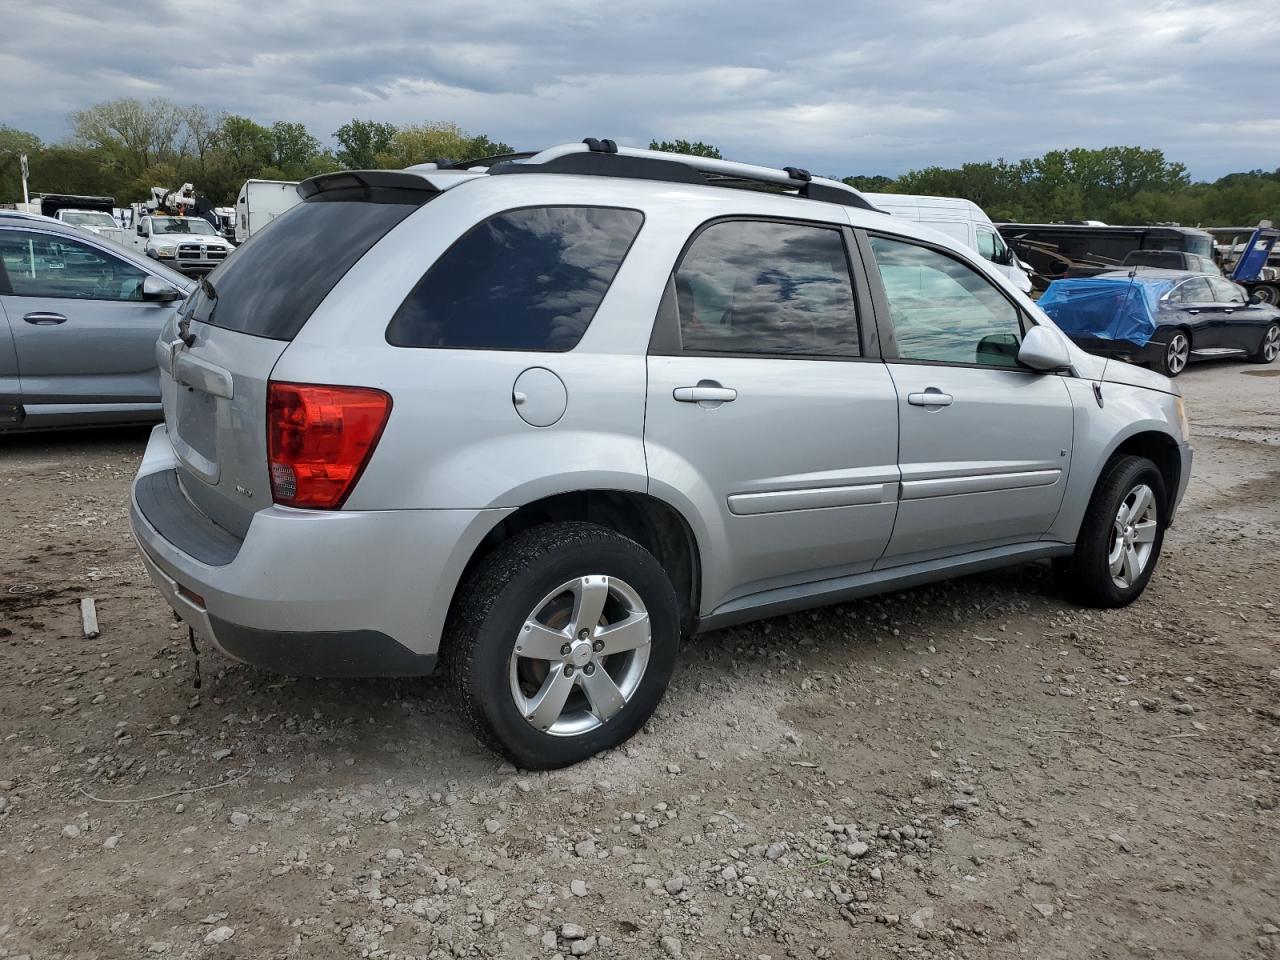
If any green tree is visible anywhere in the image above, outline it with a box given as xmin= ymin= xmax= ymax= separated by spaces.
xmin=214 ymin=115 xmax=275 ymax=180
xmin=648 ymin=139 xmax=722 ymax=159
xmin=374 ymin=121 xmax=512 ymax=168
xmin=70 ymin=97 xmax=185 ymax=181
xmin=842 ymin=174 xmax=895 ymax=192
xmin=0 ymin=125 xmax=43 ymax=201
xmin=333 ymin=119 xmax=397 ymax=169
xmin=271 ymin=121 xmax=320 ymax=176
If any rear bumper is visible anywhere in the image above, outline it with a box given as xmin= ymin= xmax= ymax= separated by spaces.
xmin=129 ymin=424 xmax=511 ymax=677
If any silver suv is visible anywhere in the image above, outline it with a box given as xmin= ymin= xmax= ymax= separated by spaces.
xmin=130 ymin=142 xmax=1192 ymax=768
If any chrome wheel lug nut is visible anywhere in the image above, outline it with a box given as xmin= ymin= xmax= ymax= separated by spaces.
xmin=564 ymin=665 xmax=574 ymax=677
xmin=592 ymin=639 xmax=604 ymax=653
xmin=584 ymin=664 xmax=595 ymax=676
xmin=560 ymin=643 xmax=571 ymax=657
xmin=577 ymin=629 xmax=590 ymax=641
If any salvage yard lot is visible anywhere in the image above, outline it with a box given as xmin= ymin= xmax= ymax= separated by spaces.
xmin=0 ymin=363 xmax=1277 ymax=960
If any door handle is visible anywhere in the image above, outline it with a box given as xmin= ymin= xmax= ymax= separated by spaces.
xmin=1223 ymin=308 xmax=1234 ymax=315
xmin=674 ymin=384 xmax=737 ymax=404
xmin=23 ymin=312 xmax=67 ymax=325
xmin=1188 ymin=308 xmax=1200 ymax=315
xmin=907 ymin=388 xmax=954 ymax=407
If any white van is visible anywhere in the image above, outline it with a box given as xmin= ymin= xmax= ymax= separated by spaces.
xmin=865 ymin=193 xmax=1033 ymax=293
xmin=234 ymin=180 xmax=301 ymax=244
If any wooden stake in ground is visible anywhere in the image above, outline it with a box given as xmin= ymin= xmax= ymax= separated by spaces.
xmin=80 ymin=598 xmax=99 ymax=639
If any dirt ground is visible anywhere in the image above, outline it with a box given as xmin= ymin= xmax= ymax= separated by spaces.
xmin=1 ymin=361 xmax=1277 ymax=960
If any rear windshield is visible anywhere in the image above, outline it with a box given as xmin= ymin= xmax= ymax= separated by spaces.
xmin=386 ymin=206 xmax=643 ymax=351
xmin=183 ymin=199 xmax=416 ymax=340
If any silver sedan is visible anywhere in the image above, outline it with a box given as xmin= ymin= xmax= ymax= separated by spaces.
xmin=0 ymin=212 xmax=193 ymax=432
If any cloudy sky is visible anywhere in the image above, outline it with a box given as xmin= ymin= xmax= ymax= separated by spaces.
xmin=2 ymin=0 xmax=1277 ymax=180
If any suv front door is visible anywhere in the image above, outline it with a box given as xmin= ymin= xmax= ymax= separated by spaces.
xmin=863 ymin=233 xmax=1075 ymax=565
xmin=645 ymin=218 xmax=900 ymax=613
xmin=0 ymin=227 xmax=173 ymax=425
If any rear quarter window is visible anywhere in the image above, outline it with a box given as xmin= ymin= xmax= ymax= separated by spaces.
xmin=386 ymin=206 xmax=643 ymax=351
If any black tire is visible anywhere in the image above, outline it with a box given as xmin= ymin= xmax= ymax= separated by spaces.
xmin=1154 ymin=329 xmax=1190 ymax=377
xmin=1055 ymin=455 xmax=1167 ymax=608
xmin=1252 ymin=284 xmax=1279 ymax=306
xmin=443 ymin=522 xmax=679 ymax=769
xmin=1249 ymin=321 xmax=1280 ymax=364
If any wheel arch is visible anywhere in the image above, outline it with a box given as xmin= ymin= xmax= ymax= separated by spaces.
xmin=1101 ymin=429 xmax=1183 ymax=512
xmin=449 ymin=489 xmax=704 ymax=639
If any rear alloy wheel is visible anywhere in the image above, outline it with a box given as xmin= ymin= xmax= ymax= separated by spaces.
xmin=1158 ymin=331 xmax=1190 ymax=377
xmin=445 ymin=522 xmax=679 ymax=769
xmin=1056 ymin=455 xmax=1167 ymax=608
xmin=1250 ymin=322 xmax=1280 ymax=364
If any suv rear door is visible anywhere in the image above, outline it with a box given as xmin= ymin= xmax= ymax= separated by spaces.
xmin=644 ymin=216 xmax=899 ymax=613
xmin=862 ymin=231 xmax=1074 ymax=565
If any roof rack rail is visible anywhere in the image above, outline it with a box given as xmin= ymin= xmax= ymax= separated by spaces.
xmin=491 ymin=140 xmax=878 ymax=211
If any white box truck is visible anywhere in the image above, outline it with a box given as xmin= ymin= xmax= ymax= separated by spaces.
xmin=234 ymin=180 xmax=300 ymax=243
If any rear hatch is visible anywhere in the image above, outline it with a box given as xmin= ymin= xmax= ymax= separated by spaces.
xmin=160 ymin=176 xmax=431 ymax=538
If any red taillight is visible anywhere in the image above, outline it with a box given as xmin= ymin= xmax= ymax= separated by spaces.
xmin=267 ymin=382 xmax=392 ymax=509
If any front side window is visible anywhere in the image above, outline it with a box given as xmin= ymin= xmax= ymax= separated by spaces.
xmin=976 ymin=228 xmax=997 ymax=261
xmin=673 ymin=220 xmax=860 ymax=357
xmin=387 ymin=206 xmax=643 ymax=351
xmin=0 ymin=229 xmax=147 ymax=301
xmin=869 ymin=235 xmax=1023 ymax=367
xmin=1207 ymin=276 xmax=1246 ymax=304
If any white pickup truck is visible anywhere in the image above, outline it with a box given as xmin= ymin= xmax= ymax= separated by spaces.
xmin=130 ymin=215 xmax=236 ymax=275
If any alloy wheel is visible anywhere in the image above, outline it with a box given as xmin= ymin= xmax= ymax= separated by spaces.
xmin=1263 ymin=325 xmax=1280 ymax=362
xmin=1108 ymin=483 xmax=1158 ymax=589
xmin=1166 ymin=334 xmax=1189 ymax=375
xmin=509 ymin=575 xmax=652 ymax=737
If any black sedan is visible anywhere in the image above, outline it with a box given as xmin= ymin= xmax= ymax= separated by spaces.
xmin=1041 ymin=268 xmax=1280 ymax=377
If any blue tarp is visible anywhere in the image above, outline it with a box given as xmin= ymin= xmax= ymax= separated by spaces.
xmin=1038 ymin=274 xmax=1176 ymax=346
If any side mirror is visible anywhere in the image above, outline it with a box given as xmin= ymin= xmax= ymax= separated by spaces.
xmin=1018 ymin=324 xmax=1071 ymax=372
xmin=136 ymin=224 xmax=145 ymax=235
xmin=142 ymin=276 xmax=183 ymax=302
xmin=1249 ymin=291 xmax=1263 ymax=305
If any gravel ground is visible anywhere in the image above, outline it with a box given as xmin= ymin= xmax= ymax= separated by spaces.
xmin=0 ymin=361 xmax=1277 ymax=960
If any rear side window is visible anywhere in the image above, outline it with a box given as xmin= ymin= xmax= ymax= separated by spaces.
xmin=673 ymin=220 xmax=860 ymax=357
xmin=387 ymin=206 xmax=643 ymax=351
xmin=183 ymin=200 xmax=416 ymax=340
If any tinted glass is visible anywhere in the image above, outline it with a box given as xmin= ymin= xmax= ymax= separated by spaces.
xmin=0 ymin=229 xmax=147 ymax=301
xmin=1171 ymin=278 xmax=1212 ymax=303
xmin=1208 ymin=276 xmax=1246 ymax=303
xmin=387 ymin=206 xmax=643 ymax=351
xmin=976 ymin=229 xmax=997 ymax=261
xmin=674 ymin=221 xmax=859 ymax=357
xmin=870 ymin=235 xmax=1022 ymax=367
xmin=184 ymin=199 xmax=417 ymax=340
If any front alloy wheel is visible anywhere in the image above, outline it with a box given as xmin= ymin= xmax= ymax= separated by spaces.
xmin=1055 ymin=454 xmax=1167 ymax=608
xmin=1252 ymin=323 xmax=1280 ymax=364
xmin=1107 ymin=483 xmax=1158 ymax=589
